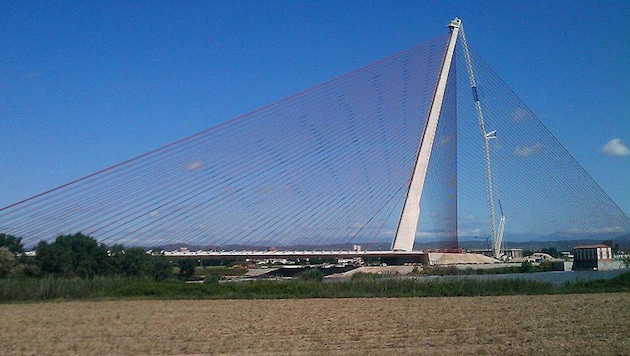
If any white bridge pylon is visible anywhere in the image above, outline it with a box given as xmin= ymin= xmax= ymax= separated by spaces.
xmin=391 ymin=18 xmax=462 ymax=252
xmin=392 ymin=18 xmax=505 ymax=256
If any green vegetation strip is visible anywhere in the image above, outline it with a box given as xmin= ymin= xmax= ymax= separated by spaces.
xmin=1 ymin=271 xmax=628 ymax=303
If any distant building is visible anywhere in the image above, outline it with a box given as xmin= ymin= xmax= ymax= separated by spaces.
xmin=572 ymin=245 xmax=613 ymax=270
xmin=504 ymin=248 xmax=523 ymax=260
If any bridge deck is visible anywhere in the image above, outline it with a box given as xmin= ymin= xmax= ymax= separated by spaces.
xmin=162 ymin=250 xmax=429 ymax=260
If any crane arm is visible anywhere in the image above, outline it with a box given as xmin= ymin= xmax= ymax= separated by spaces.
xmin=457 ymin=21 xmax=504 ymax=259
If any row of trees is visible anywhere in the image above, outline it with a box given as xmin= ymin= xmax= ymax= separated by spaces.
xmin=0 ymin=233 xmax=176 ymax=280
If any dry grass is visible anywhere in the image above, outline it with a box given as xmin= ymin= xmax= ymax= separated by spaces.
xmin=1 ymin=293 xmax=628 ymax=355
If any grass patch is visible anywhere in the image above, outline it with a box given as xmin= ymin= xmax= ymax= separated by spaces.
xmin=0 ymin=276 xmax=142 ymax=301
xmin=1 ymin=271 xmax=628 ymax=302
xmin=411 ymin=262 xmax=554 ymax=276
xmin=561 ymin=271 xmax=630 ymax=294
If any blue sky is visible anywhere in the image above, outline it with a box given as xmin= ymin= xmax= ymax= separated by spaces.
xmin=1 ymin=0 xmax=629 ymax=216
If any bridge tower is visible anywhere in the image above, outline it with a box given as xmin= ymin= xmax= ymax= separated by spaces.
xmin=391 ymin=18 xmax=461 ymax=252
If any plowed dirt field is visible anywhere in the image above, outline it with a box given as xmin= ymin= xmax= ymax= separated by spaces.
xmin=1 ymin=293 xmax=628 ymax=355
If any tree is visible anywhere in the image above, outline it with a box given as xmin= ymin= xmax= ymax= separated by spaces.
xmin=36 ymin=233 xmax=109 ymax=278
xmin=601 ymin=240 xmax=620 ymax=254
xmin=107 ymin=244 xmax=126 ymax=275
xmin=0 ymin=233 xmax=23 ymax=254
xmin=540 ymin=247 xmax=559 ymax=258
xmin=204 ymin=272 xmax=220 ymax=284
xmin=295 ymin=268 xmax=324 ymax=282
xmin=178 ymin=259 xmax=197 ymax=278
xmin=149 ymin=255 xmax=173 ymax=281
xmin=108 ymin=245 xmax=173 ymax=280
xmin=0 ymin=247 xmax=15 ymax=277
xmin=109 ymin=245 xmax=149 ymax=277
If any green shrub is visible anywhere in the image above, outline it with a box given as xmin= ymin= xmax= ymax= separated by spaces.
xmin=350 ymin=272 xmax=381 ymax=281
xmin=177 ymin=259 xmax=197 ymax=279
xmin=520 ymin=261 xmax=533 ymax=273
xmin=204 ymin=273 xmax=221 ymax=284
xmin=295 ymin=268 xmax=324 ymax=282
xmin=536 ymin=260 xmax=553 ymax=272
xmin=0 ymin=248 xmax=15 ymax=277
xmin=36 ymin=233 xmax=110 ymax=278
xmin=10 ymin=263 xmax=39 ymax=278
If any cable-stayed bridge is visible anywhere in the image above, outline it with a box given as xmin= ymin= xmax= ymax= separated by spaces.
xmin=2 ymin=19 xmax=629 ymax=258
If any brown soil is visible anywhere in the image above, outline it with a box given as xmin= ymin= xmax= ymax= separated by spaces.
xmin=1 ymin=293 xmax=628 ymax=355
xmin=327 ymin=265 xmax=416 ymax=278
xmin=430 ymin=252 xmax=499 ymax=265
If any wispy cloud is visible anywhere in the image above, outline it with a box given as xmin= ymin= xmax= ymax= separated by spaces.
xmin=514 ymin=143 xmax=542 ymax=157
xmin=602 ymin=138 xmax=630 ymax=156
xmin=512 ymin=107 xmax=529 ymax=122
xmin=439 ymin=135 xmax=453 ymax=145
xmin=186 ymin=161 xmax=203 ymax=170
xmin=415 ymin=229 xmax=458 ymax=238
xmin=457 ymin=228 xmax=482 ymax=238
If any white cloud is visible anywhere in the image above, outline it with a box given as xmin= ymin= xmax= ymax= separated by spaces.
xmin=602 ymin=138 xmax=630 ymax=157
xmin=415 ymin=230 xmax=457 ymax=238
xmin=186 ymin=161 xmax=202 ymax=170
xmin=457 ymin=228 xmax=482 ymax=238
xmin=439 ymin=135 xmax=453 ymax=145
xmin=512 ymin=107 xmax=529 ymax=122
xmin=514 ymin=143 xmax=542 ymax=157
xmin=352 ymin=222 xmax=364 ymax=229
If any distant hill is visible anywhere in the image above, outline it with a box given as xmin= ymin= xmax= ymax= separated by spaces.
xmin=456 ymin=235 xmax=629 ymax=253
xmin=147 ymin=234 xmax=629 ymax=253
